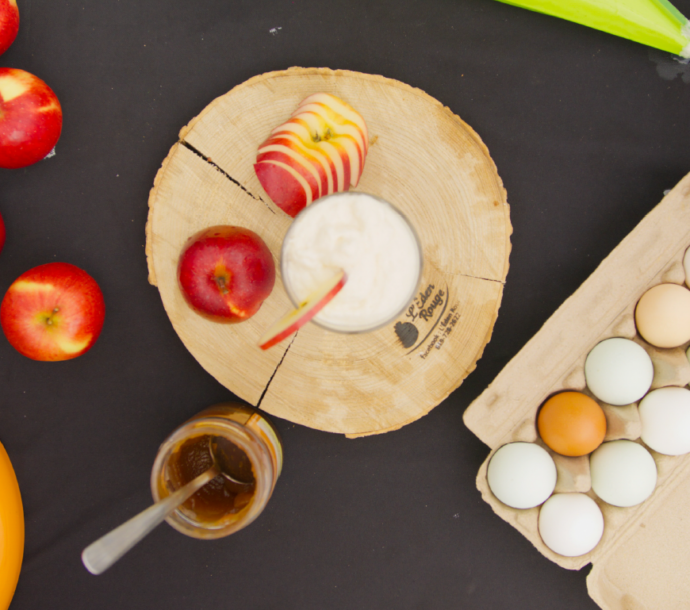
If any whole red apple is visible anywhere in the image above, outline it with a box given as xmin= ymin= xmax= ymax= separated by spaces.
xmin=0 ymin=67 xmax=62 ymax=169
xmin=0 ymin=0 xmax=19 ymax=57
xmin=178 ymin=226 xmax=275 ymax=323
xmin=1 ymin=262 xmax=105 ymax=361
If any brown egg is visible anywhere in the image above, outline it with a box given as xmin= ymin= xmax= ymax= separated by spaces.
xmin=538 ymin=391 xmax=607 ymax=457
xmin=635 ymin=283 xmax=690 ymax=348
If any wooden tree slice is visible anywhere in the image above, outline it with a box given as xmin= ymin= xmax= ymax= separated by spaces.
xmin=146 ymin=67 xmax=511 ymax=437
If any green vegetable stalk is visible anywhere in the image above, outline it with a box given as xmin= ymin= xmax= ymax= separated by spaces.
xmin=493 ymin=0 xmax=690 ymax=57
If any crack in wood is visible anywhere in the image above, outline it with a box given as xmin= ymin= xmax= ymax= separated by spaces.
xmin=256 ymin=332 xmax=297 ymax=409
xmin=426 ymin=257 xmax=507 ymax=286
xmin=179 ymin=139 xmax=275 ymax=214
xmin=459 ymin=273 xmax=506 ymax=284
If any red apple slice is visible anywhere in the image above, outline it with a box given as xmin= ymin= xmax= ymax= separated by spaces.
xmin=296 ymin=93 xmax=369 ymax=151
xmin=271 ymin=117 xmax=345 ymax=192
xmin=292 ymin=104 xmax=366 ymax=158
xmin=291 ymin=112 xmax=352 ymax=190
xmin=287 ymin=114 xmax=349 ymax=192
xmin=255 ymin=92 xmax=368 ymax=216
xmin=269 ymin=124 xmax=335 ymax=195
xmin=254 ymin=160 xmax=311 ymax=217
xmin=294 ymin=103 xmax=366 ymax=168
xmin=260 ymin=134 xmax=333 ymax=195
xmin=255 ymin=146 xmax=321 ymax=200
xmin=258 ymin=270 xmax=347 ymax=350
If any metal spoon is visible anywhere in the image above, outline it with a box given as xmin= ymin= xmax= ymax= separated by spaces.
xmin=82 ymin=437 xmax=251 ymax=575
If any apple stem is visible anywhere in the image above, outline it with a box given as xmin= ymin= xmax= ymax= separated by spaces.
xmin=215 ymin=275 xmax=230 ymax=295
xmin=43 ymin=307 xmax=61 ymax=326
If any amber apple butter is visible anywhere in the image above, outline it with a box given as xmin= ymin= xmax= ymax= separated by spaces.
xmin=151 ymin=403 xmax=283 ymax=539
xmin=167 ymin=434 xmax=256 ymax=522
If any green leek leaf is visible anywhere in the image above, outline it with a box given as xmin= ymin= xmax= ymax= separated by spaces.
xmin=494 ymin=0 xmax=690 ymax=57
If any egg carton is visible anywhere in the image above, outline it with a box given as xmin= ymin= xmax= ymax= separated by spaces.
xmin=464 ymin=172 xmax=690 ymax=610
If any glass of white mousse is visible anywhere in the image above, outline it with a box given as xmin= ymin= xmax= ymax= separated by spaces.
xmin=281 ymin=192 xmax=423 ymax=333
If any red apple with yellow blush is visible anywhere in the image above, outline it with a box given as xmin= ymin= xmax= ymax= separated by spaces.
xmin=1 ymin=263 xmax=105 ymax=361
xmin=178 ymin=226 xmax=275 ymax=323
xmin=0 ymin=0 xmax=19 ymax=57
xmin=0 ymin=68 xmax=63 ymax=169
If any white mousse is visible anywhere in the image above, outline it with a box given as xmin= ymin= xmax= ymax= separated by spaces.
xmin=281 ymin=192 xmax=422 ymax=332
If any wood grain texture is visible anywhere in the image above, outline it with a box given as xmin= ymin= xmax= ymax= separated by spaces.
xmin=147 ymin=67 xmax=511 ymax=436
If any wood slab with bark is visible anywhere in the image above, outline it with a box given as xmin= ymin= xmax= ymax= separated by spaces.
xmin=146 ymin=67 xmax=511 ymax=437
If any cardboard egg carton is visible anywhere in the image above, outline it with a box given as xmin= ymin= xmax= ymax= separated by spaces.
xmin=463 ymin=172 xmax=690 ymax=609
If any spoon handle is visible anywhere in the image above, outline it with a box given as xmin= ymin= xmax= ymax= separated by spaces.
xmin=82 ymin=466 xmax=218 ymax=575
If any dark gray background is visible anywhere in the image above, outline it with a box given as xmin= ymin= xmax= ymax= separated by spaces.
xmin=1 ymin=1 xmax=689 ymax=608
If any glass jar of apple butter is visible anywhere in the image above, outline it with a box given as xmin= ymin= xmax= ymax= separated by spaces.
xmin=150 ymin=402 xmax=283 ymax=539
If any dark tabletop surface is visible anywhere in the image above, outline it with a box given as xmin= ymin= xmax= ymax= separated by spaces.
xmin=2 ymin=1 xmax=690 ymax=609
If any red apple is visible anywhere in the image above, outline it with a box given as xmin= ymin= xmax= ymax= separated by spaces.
xmin=255 ymin=93 xmax=368 ymax=217
xmin=0 ymin=0 xmax=19 ymax=57
xmin=0 ymin=67 xmax=63 ymax=169
xmin=258 ymin=269 xmax=346 ymax=350
xmin=178 ymin=226 xmax=275 ymax=323
xmin=1 ymin=263 xmax=105 ymax=361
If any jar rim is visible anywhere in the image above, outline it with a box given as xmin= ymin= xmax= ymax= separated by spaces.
xmin=150 ymin=416 xmax=275 ymax=539
xmin=280 ymin=191 xmax=424 ymax=334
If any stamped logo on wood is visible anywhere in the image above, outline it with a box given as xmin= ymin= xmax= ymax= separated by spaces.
xmin=394 ymin=282 xmax=461 ymax=357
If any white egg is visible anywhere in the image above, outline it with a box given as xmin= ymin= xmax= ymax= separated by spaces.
xmin=590 ymin=440 xmax=657 ymax=507
xmin=584 ymin=338 xmax=653 ymax=405
xmin=538 ymin=493 xmax=604 ymax=557
xmin=639 ymin=386 xmax=690 ymax=455
xmin=487 ymin=442 xmax=557 ymax=509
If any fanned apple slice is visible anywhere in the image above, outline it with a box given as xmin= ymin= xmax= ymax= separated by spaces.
xmin=267 ymin=130 xmax=335 ymax=195
xmin=255 ymin=92 xmax=368 ymax=217
xmin=253 ymin=161 xmax=311 ymax=217
xmin=258 ymin=270 xmax=347 ymax=350
xmin=329 ymin=135 xmax=360 ymax=187
xmin=315 ymin=140 xmax=349 ymax=193
xmin=262 ymin=135 xmax=332 ymax=195
xmin=295 ymin=103 xmax=366 ymax=163
xmin=256 ymin=147 xmax=321 ymax=200
xmin=292 ymin=110 xmax=360 ymax=187
xmin=274 ymin=116 xmax=348 ymax=193
xmin=296 ymin=93 xmax=369 ymax=151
